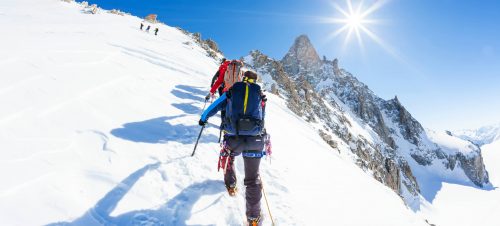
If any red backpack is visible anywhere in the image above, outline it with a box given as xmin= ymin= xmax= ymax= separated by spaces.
xmin=223 ymin=60 xmax=244 ymax=91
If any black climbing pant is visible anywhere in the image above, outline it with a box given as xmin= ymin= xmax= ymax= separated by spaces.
xmin=223 ymin=135 xmax=265 ymax=218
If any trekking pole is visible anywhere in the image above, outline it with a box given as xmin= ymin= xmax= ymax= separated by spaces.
xmin=192 ymin=98 xmax=209 ymax=157
xmin=259 ymin=176 xmax=275 ymax=226
xmin=191 ymin=125 xmax=205 ymax=157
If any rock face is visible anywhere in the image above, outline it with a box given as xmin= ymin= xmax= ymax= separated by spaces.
xmin=282 ymin=35 xmax=322 ymax=79
xmin=243 ymin=35 xmax=490 ymax=206
xmin=456 ymin=152 xmax=489 ymax=186
xmin=144 ymin=14 xmax=158 ymax=23
xmin=190 ymin=33 xmax=222 ymax=59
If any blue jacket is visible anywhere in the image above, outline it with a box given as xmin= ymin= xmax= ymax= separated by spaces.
xmin=200 ymin=93 xmax=227 ymax=123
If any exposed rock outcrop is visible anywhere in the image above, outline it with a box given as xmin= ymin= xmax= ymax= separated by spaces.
xmin=190 ymin=33 xmax=222 ymax=59
xmin=244 ymin=34 xmax=490 ymax=206
xmin=456 ymin=152 xmax=489 ymax=186
xmin=244 ymin=49 xmax=422 ymax=200
xmin=282 ymin=35 xmax=322 ymax=80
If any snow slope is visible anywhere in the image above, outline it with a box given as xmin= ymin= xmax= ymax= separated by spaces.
xmin=423 ymin=124 xmax=500 ymax=226
xmin=420 ymin=124 xmax=500 ymax=226
xmin=417 ymin=139 xmax=500 ymax=226
xmin=0 ymin=0 xmax=428 ymax=225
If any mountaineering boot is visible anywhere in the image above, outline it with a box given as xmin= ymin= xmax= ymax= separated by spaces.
xmin=247 ymin=215 xmax=261 ymax=226
xmin=226 ymin=184 xmax=237 ymax=196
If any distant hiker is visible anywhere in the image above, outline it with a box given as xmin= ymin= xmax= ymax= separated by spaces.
xmin=154 ymin=27 xmax=159 ymax=36
xmin=146 ymin=25 xmax=151 ymax=32
xmin=140 ymin=23 xmax=144 ymax=30
xmin=199 ymin=71 xmax=268 ymax=225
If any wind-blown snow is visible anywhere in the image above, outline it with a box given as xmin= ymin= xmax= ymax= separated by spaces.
xmin=0 ymin=0 xmax=494 ymax=226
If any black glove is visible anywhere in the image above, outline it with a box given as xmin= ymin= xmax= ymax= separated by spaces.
xmin=199 ymin=119 xmax=207 ymax=126
xmin=205 ymin=93 xmax=212 ymax=101
xmin=261 ymin=94 xmax=267 ymax=102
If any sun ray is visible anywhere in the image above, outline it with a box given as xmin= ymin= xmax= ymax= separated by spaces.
xmin=360 ymin=19 xmax=380 ymax=24
xmin=359 ymin=25 xmax=404 ymax=62
xmin=355 ymin=27 xmax=364 ymax=49
xmin=361 ymin=0 xmax=389 ymax=18
xmin=331 ymin=23 xmax=351 ymax=38
xmin=356 ymin=0 xmax=364 ymax=15
xmin=333 ymin=3 xmax=350 ymax=18
xmin=346 ymin=0 xmax=354 ymax=15
xmin=344 ymin=26 xmax=355 ymax=46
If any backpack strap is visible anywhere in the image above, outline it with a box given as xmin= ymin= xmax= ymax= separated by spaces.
xmin=243 ymin=83 xmax=249 ymax=114
xmin=242 ymin=77 xmax=256 ymax=114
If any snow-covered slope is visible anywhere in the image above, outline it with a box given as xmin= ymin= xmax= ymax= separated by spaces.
xmin=421 ymin=124 xmax=500 ymax=226
xmin=0 ymin=0 xmax=427 ymax=225
xmin=417 ymin=138 xmax=500 ymax=226
xmin=454 ymin=123 xmax=500 ymax=146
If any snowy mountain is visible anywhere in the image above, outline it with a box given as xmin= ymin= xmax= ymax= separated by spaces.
xmin=454 ymin=123 xmax=500 ymax=146
xmin=0 ymin=0 xmax=429 ymax=225
xmin=1 ymin=0 xmax=499 ymax=226
xmin=243 ymin=35 xmax=491 ymax=209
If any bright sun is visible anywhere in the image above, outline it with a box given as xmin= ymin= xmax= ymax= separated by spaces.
xmin=324 ymin=0 xmax=387 ymax=49
xmin=347 ymin=13 xmax=363 ymax=28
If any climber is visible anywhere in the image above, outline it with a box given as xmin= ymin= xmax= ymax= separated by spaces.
xmin=205 ymin=59 xmax=243 ymax=101
xmin=199 ymin=70 xmax=268 ymax=225
xmin=209 ymin=58 xmax=227 ymax=97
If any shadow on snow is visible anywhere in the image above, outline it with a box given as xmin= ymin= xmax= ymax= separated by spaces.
xmin=172 ymin=103 xmax=202 ymax=115
xmin=170 ymin=84 xmax=208 ymax=103
xmin=111 ymin=84 xmax=220 ymax=144
xmin=409 ymin=173 xmax=495 ymax=212
xmin=175 ymin=85 xmax=207 ymax=97
xmin=110 ymin=115 xmax=218 ymax=144
xmin=48 ymin=162 xmax=225 ymax=226
xmin=171 ymin=90 xmax=204 ymax=103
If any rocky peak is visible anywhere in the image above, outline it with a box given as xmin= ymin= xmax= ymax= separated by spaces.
xmin=281 ymin=35 xmax=321 ymax=76
xmin=332 ymin=58 xmax=341 ymax=76
xmin=394 ymin=95 xmax=400 ymax=104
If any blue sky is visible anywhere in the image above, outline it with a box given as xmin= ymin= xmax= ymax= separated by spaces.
xmin=87 ymin=0 xmax=500 ymax=131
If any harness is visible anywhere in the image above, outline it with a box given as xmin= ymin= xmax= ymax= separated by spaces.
xmin=217 ymin=138 xmax=266 ymax=172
